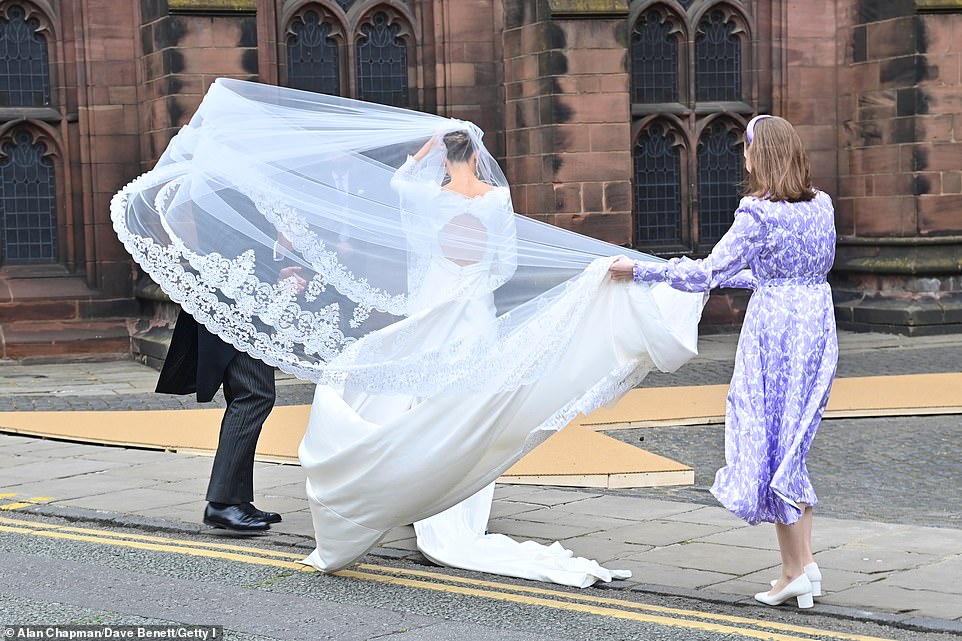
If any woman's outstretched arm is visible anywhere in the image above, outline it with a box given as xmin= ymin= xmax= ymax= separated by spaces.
xmin=610 ymin=199 xmax=767 ymax=293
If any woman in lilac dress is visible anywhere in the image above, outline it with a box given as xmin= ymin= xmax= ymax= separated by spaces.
xmin=610 ymin=115 xmax=838 ymax=609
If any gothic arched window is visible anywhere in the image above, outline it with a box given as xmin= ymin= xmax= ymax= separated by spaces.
xmin=695 ymin=9 xmax=741 ymax=102
xmin=0 ymin=4 xmax=51 ymax=107
xmin=634 ymin=123 xmax=684 ymax=245
xmin=282 ymin=4 xmax=416 ymax=109
xmin=629 ymin=1 xmax=754 ymax=251
xmin=0 ymin=129 xmax=57 ymax=263
xmin=630 ymin=8 xmax=682 ymax=104
xmin=698 ymin=120 xmax=743 ymax=243
xmin=287 ymin=9 xmax=340 ymax=96
xmin=356 ymin=11 xmax=408 ymax=107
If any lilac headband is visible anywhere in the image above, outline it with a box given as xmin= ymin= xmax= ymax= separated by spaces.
xmin=745 ymin=114 xmax=773 ymax=144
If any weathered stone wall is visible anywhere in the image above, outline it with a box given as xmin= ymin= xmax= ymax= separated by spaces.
xmin=71 ymin=0 xmax=142 ymax=295
xmin=11 ymin=0 xmax=962 ymax=342
xmin=502 ymin=0 xmax=632 ymax=244
xmin=139 ymin=0 xmax=258 ymax=166
xmin=780 ymin=0 xmax=841 ymax=197
xmin=832 ymin=0 xmax=962 ymax=334
xmin=430 ymin=0 xmax=503 ymax=150
xmin=130 ymin=0 xmax=259 ymax=361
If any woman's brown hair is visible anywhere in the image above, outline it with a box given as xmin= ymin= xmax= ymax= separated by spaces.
xmin=443 ymin=130 xmax=474 ymax=164
xmin=743 ymin=116 xmax=816 ymax=202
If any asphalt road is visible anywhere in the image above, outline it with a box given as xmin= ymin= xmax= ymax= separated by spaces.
xmin=606 ymin=413 xmax=962 ymax=529
xmin=1 ymin=512 xmax=956 ymax=641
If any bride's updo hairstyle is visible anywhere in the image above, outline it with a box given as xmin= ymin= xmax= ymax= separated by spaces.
xmin=744 ymin=116 xmax=815 ymax=203
xmin=443 ymin=130 xmax=474 ymax=164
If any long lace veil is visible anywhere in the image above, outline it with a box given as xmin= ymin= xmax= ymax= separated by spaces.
xmin=111 ymin=78 xmax=677 ymax=397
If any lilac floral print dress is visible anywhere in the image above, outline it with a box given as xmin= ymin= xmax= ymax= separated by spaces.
xmin=633 ymin=192 xmax=838 ymax=525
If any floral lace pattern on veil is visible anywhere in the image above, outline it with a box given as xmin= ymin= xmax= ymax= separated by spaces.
xmin=113 ymin=168 xmax=677 ymax=435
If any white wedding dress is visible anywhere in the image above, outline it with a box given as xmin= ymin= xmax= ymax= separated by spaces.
xmin=107 ymin=79 xmax=704 ymax=587
xmin=298 ymin=158 xmax=703 ymax=586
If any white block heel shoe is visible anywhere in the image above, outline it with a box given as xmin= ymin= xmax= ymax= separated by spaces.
xmin=804 ymin=562 xmax=822 ymax=597
xmin=755 ymin=574 xmax=814 ymax=609
xmin=771 ymin=562 xmax=822 ymax=597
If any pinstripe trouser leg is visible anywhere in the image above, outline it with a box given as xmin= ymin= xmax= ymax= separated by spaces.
xmin=205 ymin=351 xmax=276 ymax=504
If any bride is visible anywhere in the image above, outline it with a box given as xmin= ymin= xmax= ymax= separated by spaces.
xmin=111 ymin=78 xmax=705 ymax=588
xmin=303 ymin=130 xmax=629 ymax=587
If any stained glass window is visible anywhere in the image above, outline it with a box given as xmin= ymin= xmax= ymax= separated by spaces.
xmin=356 ymin=12 xmax=408 ymax=107
xmin=697 ymin=121 xmax=743 ymax=244
xmin=630 ymin=11 xmax=679 ymax=104
xmin=695 ymin=10 xmax=741 ymax=102
xmin=335 ymin=0 xmax=355 ymax=10
xmin=630 ymin=2 xmax=755 ymax=252
xmin=0 ymin=5 xmax=51 ymax=107
xmin=634 ymin=124 xmax=682 ymax=245
xmin=0 ymin=130 xmax=57 ymax=263
xmin=287 ymin=10 xmax=340 ymax=96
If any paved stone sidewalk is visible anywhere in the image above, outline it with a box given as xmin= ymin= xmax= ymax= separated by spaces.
xmin=0 ymin=361 xmax=315 ymax=411
xmin=1 ymin=432 xmax=961 ymax=632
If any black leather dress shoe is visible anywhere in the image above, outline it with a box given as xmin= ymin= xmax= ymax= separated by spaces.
xmin=203 ymin=503 xmax=270 ymax=532
xmin=243 ymin=502 xmax=282 ymax=524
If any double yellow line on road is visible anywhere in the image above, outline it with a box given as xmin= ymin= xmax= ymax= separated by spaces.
xmin=0 ymin=494 xmax=52 ymax=511
xmin=0 ymin=514 xmax=900 ymax=641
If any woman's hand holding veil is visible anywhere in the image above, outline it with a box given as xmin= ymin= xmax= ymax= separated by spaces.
xmin=609 ymin=256 xmax=635 ymax=281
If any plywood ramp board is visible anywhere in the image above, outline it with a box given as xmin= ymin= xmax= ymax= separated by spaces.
xmin=0 ymin=405 xmax=310 ymax=463
xmin=0 ymin=408 xmax=693 ymax=488
xmin=501 ymin=424 xmax=693 ymax=488
xmin=581 ymin=372 xmax=962 ymax=430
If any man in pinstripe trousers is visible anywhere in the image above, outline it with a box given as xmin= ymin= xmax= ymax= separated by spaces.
xmin=154 ymin=204 xmax=308 ymax=531
xmin=156 ymin=307 xmax=296 ymax=532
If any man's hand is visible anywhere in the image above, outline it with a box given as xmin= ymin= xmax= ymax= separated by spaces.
xmin=279 ymin=266 xmax=307 ymax=294
xmin=608 ymin=256 xmax=635 ymax=281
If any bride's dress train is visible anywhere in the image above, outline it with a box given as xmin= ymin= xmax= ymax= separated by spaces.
xmin=413 ymin=483 xmax=629 ymax=587
xmin=299 ymin=258 xmax=701 ymax=585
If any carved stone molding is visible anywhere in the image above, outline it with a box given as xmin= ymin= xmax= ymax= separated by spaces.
xmin=548 ymin=0 xmax=630 ymax=18
xmin=916 ymin=0 xmax=962 ymax=12
xmin=168 ymin=0 xmax=256 ymax=13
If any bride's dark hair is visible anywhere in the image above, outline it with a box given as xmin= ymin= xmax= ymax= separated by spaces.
xmin=443 ymin=131 xmax=474 ymax=164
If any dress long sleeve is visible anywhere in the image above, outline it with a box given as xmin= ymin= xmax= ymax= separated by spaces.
xmin=719 ymin=269 xmax=757 ymax=290
xmin=392 ymin=156 xmax=441 ymax=260
xmin=391 ymin=155 xmax=441 ymax=205
xmin=634 ymin=199 xmax=767 ymax=293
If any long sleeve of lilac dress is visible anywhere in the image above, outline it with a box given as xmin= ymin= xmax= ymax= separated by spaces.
xmin=632 ymin=200 xmax=765 ymax=291
xmin=634 ymin=194 xmax=839 ymax=525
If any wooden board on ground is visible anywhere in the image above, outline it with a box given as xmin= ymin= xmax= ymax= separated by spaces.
xmin=0 ymin=407 xmax=694 ymax=488
xmin=0 ymin=406 xmax=310 ymax=463
xmin=500 ymin=424 xmax=693 ymax=488
xmin=581 ymin=372 xmax=962 ymax=429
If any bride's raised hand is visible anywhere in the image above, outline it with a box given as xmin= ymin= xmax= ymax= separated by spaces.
xmin=414 ymin=135 xmax=439 ymax=161
xmin=609 ymin=256 xmax=635 ymax=281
